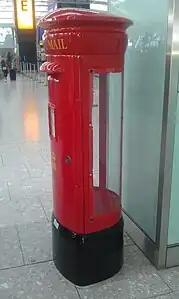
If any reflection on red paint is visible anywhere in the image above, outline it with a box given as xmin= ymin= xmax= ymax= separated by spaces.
xmin=24 ymin=100 xmax=39 ymax=141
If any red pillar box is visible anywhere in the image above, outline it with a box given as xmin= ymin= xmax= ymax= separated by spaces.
xmin=39 ymin=9 xmax=132 ymax=286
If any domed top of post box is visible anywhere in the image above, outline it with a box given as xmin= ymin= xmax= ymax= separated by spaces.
xmin=38 ymin=8 xmax=132 ymax=31
xmin=38 ymin=8 xmax=132 ymax=57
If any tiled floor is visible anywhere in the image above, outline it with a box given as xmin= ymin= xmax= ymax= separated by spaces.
xmin=0 ymin=76 xmax=178 ymax=298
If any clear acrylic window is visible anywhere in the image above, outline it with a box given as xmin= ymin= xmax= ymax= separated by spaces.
xmin=92 ymin=72 xmax=122 ymax=215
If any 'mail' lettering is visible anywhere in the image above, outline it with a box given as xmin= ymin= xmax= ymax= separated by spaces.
xmin=59 ymin=39 xmax=67 ymax=50
xmin=47 ymin=39 xmax=67 ymax=50
xmin=53 ymin=40 xmax=59 ymax=49
xmin=47 ymin=40 xmax=53 ymax=49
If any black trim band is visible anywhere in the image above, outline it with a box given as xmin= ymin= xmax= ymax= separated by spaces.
xmin=52 ymin=214 xmax=124 ymax=286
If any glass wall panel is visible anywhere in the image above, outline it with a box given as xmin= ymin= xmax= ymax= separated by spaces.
xmin=108 ymin=0 xmax=168 ymax=240
xmin=0 ymin=26 xmax=14 ymax=49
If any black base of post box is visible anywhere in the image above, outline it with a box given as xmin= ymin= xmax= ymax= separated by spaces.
xmin=52 ymin=214 xmax=124 ymax=286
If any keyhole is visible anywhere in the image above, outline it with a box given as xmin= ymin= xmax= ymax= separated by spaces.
xmin=65 ymin=156 xmax=71 ymax=164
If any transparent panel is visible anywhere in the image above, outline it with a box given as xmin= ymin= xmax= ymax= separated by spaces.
xmin=107 ymin=73 xmax=122 ymax=195
xmin=92 ymin=73 xmax=122 ymax=215
xmin=108 ymin=0 xmax=169 ymax=240
xmin=0 ymin=27 xmax=14 ymax=49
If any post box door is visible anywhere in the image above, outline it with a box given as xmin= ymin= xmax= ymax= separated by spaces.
xmin=47 ymin=65 xmax=84 ymax=233
xmin=87 ymin=71 xmax=123 ymax=228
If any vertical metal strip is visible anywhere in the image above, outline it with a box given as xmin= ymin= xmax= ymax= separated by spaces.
xmin=120 ymin=71 xmax=124 ymax=205
xmin=156 ymin=0 xmax=177 ymax=268
xmin=99 ymin=74 xmax=107 ymax=189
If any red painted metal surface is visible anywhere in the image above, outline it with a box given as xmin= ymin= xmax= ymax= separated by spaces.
xmin=39 ymin=8 xmax=132 ymax=29
xmin=39 ymin=8 xmax=132 ymax=234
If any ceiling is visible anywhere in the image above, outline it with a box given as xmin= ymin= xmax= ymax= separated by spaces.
xmin=0 ymin=0 xmax=107 ymax=25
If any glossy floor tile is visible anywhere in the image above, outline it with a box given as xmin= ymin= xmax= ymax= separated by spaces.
xmin=0 ymin=196 xmax=47 ymax=227
xmin=17 ymin=222 xmax=52 ymax=265
xmin=0 ymin=76 xmax=178 ymax=299
xmin=78 ymin=246 xmax=170 ymax=299
xmin=152 ymin=293 xmax=179 ymax=299
xmin=0 ymin=226 xmax=24 ymax=270
xmin=158 ymin=267 xmax=179 ymax=292
xmin=0 ymin=262 xmax=79 ymax=299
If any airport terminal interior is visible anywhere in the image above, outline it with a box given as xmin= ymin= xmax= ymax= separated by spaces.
xmin=1 ymin=0 xmax=179 ymax=298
